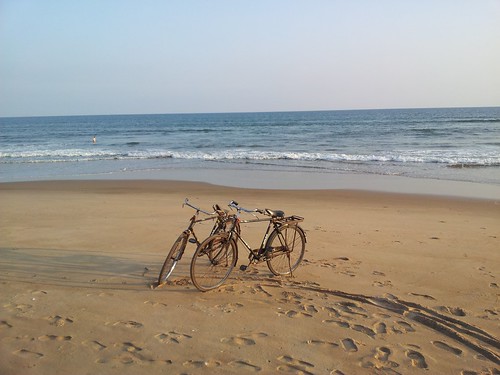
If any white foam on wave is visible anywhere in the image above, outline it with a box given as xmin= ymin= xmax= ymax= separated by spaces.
xmin=2 ymin=147 xmax=499 ymax=167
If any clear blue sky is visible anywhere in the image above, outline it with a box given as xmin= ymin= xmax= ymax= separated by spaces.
xmin=1 ymin=0 xmax=499 ymax=117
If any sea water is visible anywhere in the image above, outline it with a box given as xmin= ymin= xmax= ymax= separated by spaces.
xmin=1 ymin=107 xmax=500 ymax=189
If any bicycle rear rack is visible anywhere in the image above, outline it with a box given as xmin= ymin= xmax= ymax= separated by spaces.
xmin=278 ymin=215 xmax=304 ymax=225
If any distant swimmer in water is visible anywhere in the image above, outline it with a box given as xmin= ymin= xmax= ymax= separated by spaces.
xmin=92 ymin=135 xmax=96 ymax=144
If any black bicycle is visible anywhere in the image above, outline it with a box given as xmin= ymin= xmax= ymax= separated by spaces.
xmin=190 ymin=200 xmax=306 ymax=292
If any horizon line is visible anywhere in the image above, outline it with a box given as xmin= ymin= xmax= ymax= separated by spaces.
xmin=1 ymin=105 xmax=499 ymax=119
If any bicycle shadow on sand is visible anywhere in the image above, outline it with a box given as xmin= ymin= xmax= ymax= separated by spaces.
xmin=0 ymin=247 xmax=167 ymax=292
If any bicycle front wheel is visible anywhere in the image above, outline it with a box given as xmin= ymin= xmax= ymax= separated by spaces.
xmin=190 ymin=234 xmax=237 ymax=291
xmin=158 ymin=233 xmax=188 ymax=285
xmin=266 ymin=225 xmax=306 ymax=276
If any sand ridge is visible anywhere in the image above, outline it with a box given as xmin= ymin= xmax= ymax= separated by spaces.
xmin=0 ymin=180 xmax=499 ymax=374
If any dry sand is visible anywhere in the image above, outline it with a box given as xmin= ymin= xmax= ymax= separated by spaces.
xmin=0 ymin=180 xmax=499 ymax=374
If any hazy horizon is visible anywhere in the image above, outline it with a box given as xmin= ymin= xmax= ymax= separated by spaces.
xmin=2 ymin=105 xmax=500 ymax=120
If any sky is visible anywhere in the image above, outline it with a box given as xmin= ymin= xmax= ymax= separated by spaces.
xmin=1 ymin=0 xmax=499 ymax=117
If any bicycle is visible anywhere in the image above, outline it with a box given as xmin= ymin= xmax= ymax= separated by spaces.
xmin=157 ymin=198 xmax=231 ymax=286
xmin=190 ymin=200 xmax=307 ymax=292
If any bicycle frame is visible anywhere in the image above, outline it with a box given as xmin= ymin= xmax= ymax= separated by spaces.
xmin=226 ymin=200 xmax=304 ymax=262
xmin=228 ymin=216 xmax=275 ymax=259
xmin=182 ymin=198 xmax=227 ymax=246
xmin=157 ymin=199 xmax=230 ymax=286
xmin=189 ymin=200 xmax=306 ymax=291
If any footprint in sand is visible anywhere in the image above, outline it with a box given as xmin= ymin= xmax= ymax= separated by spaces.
xmin=409 ymin=292 xmax=436 ymax=300
xmin=439 ymin=306 xmax=467 ymax=317
xmin=300 ymin=304 xmax=319 ymax=313
xmin=277 ymin=309 xmax=313 ymax=318
xmin=483 ymin=308 xmax=498 ymax=318
xmin=336 ymin=301 xmax=368 ymax=318
xmin=111 ymin=320 xmax=143 ymax=328
xmin=374 ymin=346 xmax=392 ymax=361
xmin=322 ymin=319 xmax=350 ymax=328
xmin=323 ymin=306 xmax=341 ymax=317
xmin=320 ymin=262 xmax=336 ymax=269
xmin=372 ymin=313 xmax=391 ymax=319
xmin=351 ymin=324 xmax=376 ymax=337
xmin=373 ymin=322 xmax=387 ymax=334
xmin=229 ymin=360 xmax=261 ymax=372
xmin=276 ymin=355 xmax=315 ymax=375
xmin=122 ymin=342 xmax=142 ymax=353
xmin=83 ymin=340 xmax=107 ymax=351
xmin=102 ymin=342 xmax=157 ymax=365
xmin=46 ymin=315 xmax=74 ymax=326
xmin=1 ymin=320 xmax=13 ymax=329
xmin=305 ymin=339 xmax=339 ymax=349
xmin=340 ymin=270 xmax=357 ymax=277
xmin=31 ymin=290 xmax=48 ymax=296
xmin=221 ymin=332 xmax=268 ymax=346
xmin=281 ymin=291 xmax=304 ymax=301
xmin=432 ymin=341 xmax=463 ymax=356
xmin=340 ymin=338 xmax=358 ymax=352
xmin=155 ymin=331 xmax=192 ymax=344
xmin=215 ymin=302 xmax=244 ymax=313
xmin=395 ymin=320 xmax=415 ymax=333
xmin=253 ymin=284 xmax=273 ymax=297
xmin=38 ymin=334 xmax=72 ymax=342
xmin=13 ymin=349 xmax=44 ymax=359
xmin=4 ymin=303 xmax=32 ymax=313
xmin=405 ymin=350 xmax=428 ymax=369
xmin=373 ymin=280 xmax=393 ymax=288
xmin=183 ymin=359 xmax=221 ymax=369
xmin=361 ymin=346 xmax=399 ymax=370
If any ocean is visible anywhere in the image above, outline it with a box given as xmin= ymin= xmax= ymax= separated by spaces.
xmin=1 ymin=107 xmax=500 ymax=189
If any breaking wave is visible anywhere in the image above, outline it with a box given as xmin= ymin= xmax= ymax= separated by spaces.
xmin=2 ymin=148 xmax=499 ymax=167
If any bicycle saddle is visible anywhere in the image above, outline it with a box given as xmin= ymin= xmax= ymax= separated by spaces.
xmin=265 ymin=209 xmax=285 ymax=218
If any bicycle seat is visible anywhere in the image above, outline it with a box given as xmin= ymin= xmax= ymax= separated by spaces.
xmin=265 ymin=209 xmax=285 ymax=218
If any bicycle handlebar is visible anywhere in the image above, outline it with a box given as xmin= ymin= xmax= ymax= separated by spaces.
xmin=183 ymin=198 xmax=224 ymax=216
xmin=228 ymin=200 xmax=293 ymax=221
xmin=228 ymin=200 xmax=264 ymax=215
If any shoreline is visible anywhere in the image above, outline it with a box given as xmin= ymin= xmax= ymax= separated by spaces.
xmin=1 ymin=166 xmax=500 ymax=200
xmin=1 ymin=178 xmax=500 ymax=205
xmin=1 ymin=179 xmax=499 ymax=374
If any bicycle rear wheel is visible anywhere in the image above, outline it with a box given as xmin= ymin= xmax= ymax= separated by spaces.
xmin=158 ymin=233 xmax=188 ymax=285
xmin=190 ymin=233 xmax=237 ymax=291
xmin=266 ymin=225 xmax=305 ymax=276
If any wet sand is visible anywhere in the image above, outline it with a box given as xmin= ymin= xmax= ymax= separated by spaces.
xmin=0 ymin=180 xmax=499 ymax=374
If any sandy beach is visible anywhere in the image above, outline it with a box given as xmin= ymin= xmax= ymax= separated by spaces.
xmin=0 ymin=180 xmax=499 ymax=374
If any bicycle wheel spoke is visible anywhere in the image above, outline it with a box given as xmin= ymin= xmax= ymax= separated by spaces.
xmin=158 ymin=234 xmax=188 ymax=285
xmin=190 ymin=234 xmax=237 ymax=291
xmin=266 ymin=225 xmax=305 ymax=276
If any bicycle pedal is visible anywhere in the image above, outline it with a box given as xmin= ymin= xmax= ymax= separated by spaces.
xmin=239 ymin=265 xmax=248 ymax=271
xmin=188 ymin=238 xmax=197 ymax=244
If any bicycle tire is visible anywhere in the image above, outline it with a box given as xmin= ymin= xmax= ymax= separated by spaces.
xmin=158 ymin=233 xmax=188 ymax=285
xmin=266 ymin=225 xmax=305 ymax=276
xmin=190 ymin=233 xmax=237 ymax=291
